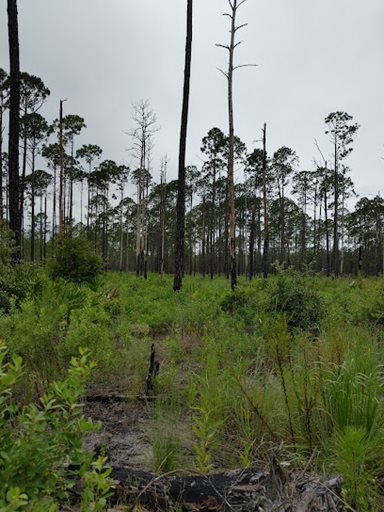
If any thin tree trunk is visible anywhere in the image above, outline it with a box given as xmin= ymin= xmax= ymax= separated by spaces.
xmin=69 ymin=138 xmax=74 ymax=227
xmin=324 ymin=190 xmax=330 ymax=277
xmin=30 ymin=146 xmax=36 ymax=261
xmin=59 ymin=99 xmax=64 ymax=240
xmin=52 ymin=166 xmax=57 ymax=255
xmin=201 ymin=196 xmax=206 ymax=276
xmin=0 ymin=98 xmax=4 ymax=220
xmin=173 ymin=0 xmax=193 ymax=291
xmin=43 ymin=193 xmax=47 ymax=259
xmin=262 ymin=124 xmax=269 ymax=278
xmin=301 ymin=187 xmax=307 ymax=266
xmin=119 ymin=185 xmax=124 ymax=271
xmin=333 ymin=141 xmax=339 ymax=276
xmin=227 ymin=0 xmax=237 ymax=291
xmin=249 ymin=205 xmax=256 ymax=281
xmin=39 ymin=193 xmax=43 ymax=260
xmin=224 ymin=182 xmax=229 ymax=278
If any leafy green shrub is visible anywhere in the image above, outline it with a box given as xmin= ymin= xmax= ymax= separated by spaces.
xmin=269 ymin=270 xmax=324 ymax=332
xmin=220 ymin=286 xmax=259 ymax=326
xmin=50 ymin=236 xmax=103 ymax=283
xmin=0 ymin=344 xmax=112 ymax=510
xmin=0 ymin=222 xmax=19 ymax=314
xmin=364 ymin=285 xmax=384 ymax=325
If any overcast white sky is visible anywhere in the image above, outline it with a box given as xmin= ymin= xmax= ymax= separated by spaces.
xmin=1 ymin=0 xmax=383 ymax=202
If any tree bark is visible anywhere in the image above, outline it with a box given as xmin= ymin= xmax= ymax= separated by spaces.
xmin=262 ymin=124 xmax=269 ymax=278
xmin=173 ymin=0 xmax=193 ymax=291
xmin=102 ymin=465 xmax=343 ymax=512
xmin=249 ymin=205 xmax=256 ymax=280
xmin=7 ymin=0 xmax=22 ymax=263
xmin=227 ymin=0 xmax=237 ymax=291
xmin=30 ymin=147 xmax=36 ymax=261
xmin=324 ymin=190 xmax=330 ymax=277
xmin=333 ymin=141 xmax=339 ymax=276
xmin=0 ymin=96 xmax=4 ymax=220
xmin=59 ymin=99 xmax=64 ymax=241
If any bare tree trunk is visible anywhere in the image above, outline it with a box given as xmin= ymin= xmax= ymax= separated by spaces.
xmin=173 ymin=0 xmax=193 ymax=291
xmin=262 ymin=124 xmax=269 ymax=278
xmin=52 ymin=166 xmax=57 ymax=255
xmin=159 ymin=164 xmax=166 ymax=275
xmin=0 ymin=97 xmax=4 ymax=220
xmin=227 ymin=0 xmax=237 ymax=291
xmin=136 ymin=180 xmax=141 ymax=276
xmin=30 ymin=147 xmax=36 ymax=261
xmin=224 ymin=182 xmax=229 ymax=278
xmin=59 ymin=99 xmax=64 ymax=240
xmin=43 ymin=193 xmax=47 ymax=259
xmin=249 ymin=205 xmax=256 ymax=280
xmin=324 ymin=190 xmax=330 ymax=277
xmin=333 ymin=141 xmax=339 ymax=276
xmin=301 ymin=186 xmax=307 ymax=266
xmin=209 ymin=165 xmax=217 ymax=280
xmin=7 ymin=0 xmax=22 ymax=263
xmin=119 ymin=185 xmax=124 ymax=271
xmin=87 ymin=179 xmax=90 ymax=237
xmin=39 ymin=193 xmax=43 ymax=260
xmin=201 ymin=196 xmax=206 ymax=276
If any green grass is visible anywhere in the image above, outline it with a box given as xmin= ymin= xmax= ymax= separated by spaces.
xmin=2 ymin=268 xmax=384 ymax=509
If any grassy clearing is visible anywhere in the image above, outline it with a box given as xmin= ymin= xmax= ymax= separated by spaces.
xmin=2 ymin=269 xmax=384 ymax=509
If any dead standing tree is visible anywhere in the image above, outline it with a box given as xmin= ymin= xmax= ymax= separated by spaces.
xmin=217 ymin=0 xmax=256 ymax=291
xmin=173 ymin=0 xmax=193 ymax=292
xmin=7 ymin=0 xmax=22 ymax=263
xmin=129 ymin=100 xmax=158 ymax=278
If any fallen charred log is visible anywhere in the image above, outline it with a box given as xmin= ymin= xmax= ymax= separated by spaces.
xmin=108 ymin=463 xmax=344 ymax=511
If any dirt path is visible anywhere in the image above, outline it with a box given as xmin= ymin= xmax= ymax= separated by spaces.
xmin=84 ymin=395 xmax=152 ymax=470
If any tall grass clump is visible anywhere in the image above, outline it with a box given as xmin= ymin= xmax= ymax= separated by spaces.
xmin=150 ymin=405 xmax=186 ymax=474
xmin=317 ymin=348 xmax=384 ymax=510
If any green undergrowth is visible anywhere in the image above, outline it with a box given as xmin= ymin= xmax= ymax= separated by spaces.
xmin=2 ymin=267 xmax=384 ymax=510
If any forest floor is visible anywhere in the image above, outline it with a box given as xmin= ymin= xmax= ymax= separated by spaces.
xmin=2 ymin=270 xmax=384 ymax=510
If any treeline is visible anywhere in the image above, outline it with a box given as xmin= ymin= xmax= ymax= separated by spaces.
xmin=0 ymin=70 xmax=383 ymax=277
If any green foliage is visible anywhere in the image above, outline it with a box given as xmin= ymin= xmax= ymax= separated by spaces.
xmin=50 ymin=236 xmax=103 ymax=283
xmin=269 ymin=269 xmax=324 ymax=332
xmin=191 ymin=369 xmax=224 ymax=473
xmin=365 ymin=284 xmax=384 ymax=325
xmin=220 ymin=285 xmax=260 ymax=326
xmin=0 ymin=344 xmax=112 ymax=510
xmin=4 ymin=270 xmax=384 ymax=506
xmin=332 ymin=427 xmax=379 ymax=511
xmin=150 ymin=414 xmax=185 ymax=474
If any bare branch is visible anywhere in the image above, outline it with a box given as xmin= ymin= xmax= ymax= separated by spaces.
xmin=237 ymin=0 xmax=248 ymax=8
xmin=233 ymin=63 xmax=258 ymax=71
xmin=217 ymin=67 xmax=229 ymax=79
xmin=227 ymin=0 xmax=234 ymax=10
xmin=234 ymin=23 xmax=248 ymax=32
xmin=233 ymin=41 xmax=243 ymax=49
xmin=223 ymin=13 xmax=233 ymax=19
xmin=314 ymin=139 xmax=328 ymax=166
xmin=216 ymin=43 xmax=230 ymax=51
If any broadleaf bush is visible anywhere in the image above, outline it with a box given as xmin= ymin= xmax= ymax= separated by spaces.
xmin=0 ymin=344 xmax=112 ymax=510
xmin=50 ymin=236 xmax=103 ymax=283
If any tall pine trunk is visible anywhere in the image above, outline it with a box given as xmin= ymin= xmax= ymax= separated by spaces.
xmin=227 ymin=0 xmax=237 ymax=291
xmin=7 ymin=0 xmax=22 ymax=263
xmin=173 ymin=0 xmax=192 ymax=291
xmin=262 ymin=124 xmax=269 ymax=278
